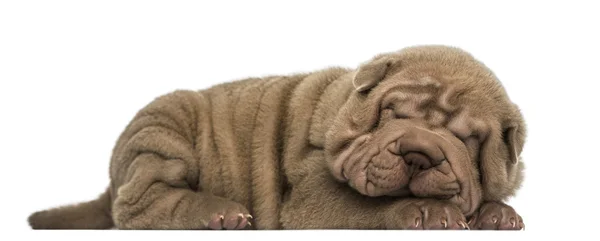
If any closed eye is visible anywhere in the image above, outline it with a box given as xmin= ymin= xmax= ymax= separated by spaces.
xmin=458 ymin=134 xmax=479 ymax=143
xmin=383 ymin=104 xmax=412 ymax=119
xmin=459 ymin=134 xmax=481 ymax=156
xmin=394 ymin=112 xmax=410 ymax=119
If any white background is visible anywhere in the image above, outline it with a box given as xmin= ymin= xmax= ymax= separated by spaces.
xmin=1 ymin=0 xmax=598 ymax=240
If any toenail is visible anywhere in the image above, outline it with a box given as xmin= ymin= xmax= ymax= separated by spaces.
xmin=459 ymin=221 xmax=469 ymax=230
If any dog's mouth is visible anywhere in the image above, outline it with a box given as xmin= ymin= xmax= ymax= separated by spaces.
xmin=328 ymin=120 xmax=481 ymax=215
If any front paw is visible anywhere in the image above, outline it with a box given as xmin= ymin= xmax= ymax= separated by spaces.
xmin=386 ymin=199 xmax=469 ymax=230
xmin=468 ymin=201 xmax=524 ymax=230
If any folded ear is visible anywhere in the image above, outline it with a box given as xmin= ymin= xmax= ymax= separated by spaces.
xmin=479 ymin=111 xmax=526 ymax=201
xmin=353 ymin=56 xmax=396 ymax=92
xmin=504 ymin=125 xmax=519 ymax=164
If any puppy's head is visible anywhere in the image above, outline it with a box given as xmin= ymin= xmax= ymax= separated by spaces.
xmin=324 ymin=45 xmax=526 ymax=215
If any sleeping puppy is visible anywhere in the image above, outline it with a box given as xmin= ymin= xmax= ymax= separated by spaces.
xmin=28 ymin=45 xmax=526 ymax=230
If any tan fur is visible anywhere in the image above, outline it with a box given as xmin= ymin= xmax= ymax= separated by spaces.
xmin=28 ymin=45 xmax=526 ymax=230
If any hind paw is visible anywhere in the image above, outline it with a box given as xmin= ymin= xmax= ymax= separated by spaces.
xmin=207 ymin=213 xmax=253 ymax=230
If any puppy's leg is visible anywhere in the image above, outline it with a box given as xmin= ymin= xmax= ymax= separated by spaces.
xmin=280 ymin=168 xmax=468 ymax=229
xmin=112 ymin=153 xmax=251 ymax=230
xmin=110 ymin=90 xmax=250 ymax=229
xmin=467 ymin=201 xmax=524 ymax=230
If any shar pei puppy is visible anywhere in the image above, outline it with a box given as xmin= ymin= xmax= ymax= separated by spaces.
xmin=29 ymin=45 xmax=526 ymax=230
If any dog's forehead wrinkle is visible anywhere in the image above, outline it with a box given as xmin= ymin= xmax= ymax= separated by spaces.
xmin=382 ymin=91 xmax=434 ymax=118
xmin=379 ymin=79 xmax=494 ymax=137
xmin=382 ymin=91 xmax=410 ymax=106
xmin=419 ymin=76 xmax=441 ymax=86
xmin=437 ymin=85 xmax=459 ymax=113
xmin=381 ymin=86 xmax=433 ymax=107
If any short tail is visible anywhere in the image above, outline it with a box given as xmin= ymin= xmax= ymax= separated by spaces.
xmin=28 ymin=187 xmax=114 ymax=229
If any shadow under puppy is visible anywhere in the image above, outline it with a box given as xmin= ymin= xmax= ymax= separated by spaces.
xmin=28 ymin=45 xmax=526 ymax=230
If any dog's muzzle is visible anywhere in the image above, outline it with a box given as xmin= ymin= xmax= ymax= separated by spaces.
xmin=329 ymin=120 xmax=481 ymax=215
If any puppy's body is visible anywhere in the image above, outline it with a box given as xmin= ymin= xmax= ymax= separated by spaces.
xmin=28 ymin=46 xmax=526 ymax=230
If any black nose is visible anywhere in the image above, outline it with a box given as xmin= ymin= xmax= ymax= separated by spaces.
xmin=403 ymin=152 xmax=434 ymax=169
